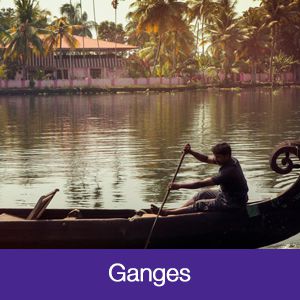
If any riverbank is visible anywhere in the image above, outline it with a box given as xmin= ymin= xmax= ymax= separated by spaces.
xmin=0 ymin=85 xmax=196 ymax=96
xmin=0 ymin=82 xmax=299 ymax=96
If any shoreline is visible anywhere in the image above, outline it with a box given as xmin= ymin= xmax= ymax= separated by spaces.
xmin=0 ymin=82 xmax=299 ymax=96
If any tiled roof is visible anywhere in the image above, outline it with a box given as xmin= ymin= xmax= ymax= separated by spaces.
xmin=67 ymin=35 xmax=137 ymax=50
xmin=0 ymin=35 xmax=137 ymax=51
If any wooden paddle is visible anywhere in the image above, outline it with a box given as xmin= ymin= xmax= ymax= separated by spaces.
xmin=144 ymin=150 xmax=186 ymax=249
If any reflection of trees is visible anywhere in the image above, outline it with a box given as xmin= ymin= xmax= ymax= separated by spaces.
xmin=128 ymin=92 xmax=206 ymax=204
xmin=0 ymin=92 xmax=210 ymax=206
xmin=205 ymin=89 xmax=300 ymax=198
xmin=0 ymin=94 xmax=135 ymax=206
xmin=207 ymin=89 xmax=298 ymax=145
xmin=0 ymin=89 xmax=299 ymax=207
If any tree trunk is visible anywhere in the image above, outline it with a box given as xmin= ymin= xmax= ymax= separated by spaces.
xmin=60 ymin=35 xmax=64 ymax=80
xmin=269 ymin=27 xmax=275 ymax=87
xmin=223 ymin=53 xmax=229 ymax=85
xmin=251 ymin=61 xmax=257 ymax=85
xmin=152 ymin=36 xmax=162 ymax=76
xmin=201 ymin=21 xmax=205 ymax=55
xmin=21 ymin=52 xmax=27 ymax=80
xmin=159 ymin=53 xmax=162 ymax=77
xmin=80 ymin=0 xmax=87 ymax=77
xmin=194 ymin=19 xmax=199 ymax=55
xmin=23 ymin=34 xmax=28 ymax=80
xmin=172 ymin=32 xmax=177 ymax=75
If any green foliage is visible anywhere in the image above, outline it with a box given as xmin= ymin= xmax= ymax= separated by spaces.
xmin=126 ymin=0 xmax=300 ymax=82
xmin=14 ymin=0 xmax=40 ymax=23
xmin=204 ymin=0 xmax=243 ymax=83
xmin=2 ymin=61 xmax=19 ymax=79
xmin=0 ymin=8 xmax=15 ymax=31
xmin=187 ymin=0 xmax=218 ymax=54
xmin=127 ymin=54 xmax=151 ymax=78
xmin=273 ymin=51 xmax=298 ymax=74
xmin=0 ymin=64 xmax=7 ymax=79
xmin=197 ymin=54 xmax=215 ymax=73
xmin=32 ymin=68 xmax=44 ymax=80
xmin=126 ymin=0 xmax=193 ymax=76
xmin=260 ymin=0 xmax=298 ymax=84
xmin=44 ymin=17 xmax=79 ymax=54
xmin=1 ymin=0 xmax=300 ymax=83
xmin=178 ymin=58 xmax=199 ymax=78
xmin=60 ymin=2 xmax=95 ymax=38
xmin=97 ymin=21 xmax=126 ymax=43
xmin=1 ymin=0 xmax=47 ymax=79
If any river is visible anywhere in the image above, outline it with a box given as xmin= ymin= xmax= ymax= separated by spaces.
xmin=0 ymin=88 xmax=300 ymax=247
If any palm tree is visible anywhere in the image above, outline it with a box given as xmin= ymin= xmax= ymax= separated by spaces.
xmin=126 ymin=9 xmax=150 ymax=47
xmin=273 ymin=51 xmax=298 ymax=81
xmin=127 ymin=0 xmax=188 ymax=75
xmin=0 ymin=28 xmax=9 ymax=54
xmin=167 ymin=21 xmax=194 ymax=75
xmin=187 ymin=0 xmax=217 ymax=55
xmin=34 ymin=8 xmax=52 ymax=28
xmin=138 ymin=23 xmax=194 ymax=76
xmin=0 ymin=8 xmax=15 ymax=31
xmin=3 ymin=0 xmax=45 ymax=79
xmin=60 ymin=2 xmax=94 ymax=37
xmin=43 ymin=17 xmax=79 ymax=79
xmin=205 ymin=0 xmax=244 ymax=84
xmin=127 ymin=53 xmax=151 ymax=78
xmin=277 ymin=8 xmax=300 ymax=60
xmin=238 ymin=7 xmax=269 ymax=84
xmin=97 ymin=21 xmax=126 ymax=43
xmin=270 ymin=0 xmax=300 ymax=76
xmin=260 ymin=0 xmax=296 ymax=86
xmin=0 ymin=9 xmax=14 ymax=56
xmin=60 ymin=2 xmax=79 ymax=23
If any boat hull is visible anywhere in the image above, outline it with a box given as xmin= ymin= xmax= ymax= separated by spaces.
xmin=3 ymin=141 xmax=300 ymax=248
xmin=0 ymin=204 xmax=300 ymax=248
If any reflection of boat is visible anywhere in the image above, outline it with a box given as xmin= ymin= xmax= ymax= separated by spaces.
xmin=1 ymin=141 xmax=300 ymax=249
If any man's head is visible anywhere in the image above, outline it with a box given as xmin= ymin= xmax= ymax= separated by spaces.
xmin=211 ymin=143 xmax=232 ymax=165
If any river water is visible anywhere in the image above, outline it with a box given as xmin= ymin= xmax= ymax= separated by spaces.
xmin=1 ymin=88 xmax=300 ymax=246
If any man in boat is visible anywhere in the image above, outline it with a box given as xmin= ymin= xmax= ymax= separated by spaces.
xmin=151 ymin=142 xmax=248 ymax=215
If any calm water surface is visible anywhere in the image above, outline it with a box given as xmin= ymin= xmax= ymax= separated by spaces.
xmin=0 ymin=88 xmax=300 ymax=215
xmin=2 ymin=88 xmax=300 ymax=247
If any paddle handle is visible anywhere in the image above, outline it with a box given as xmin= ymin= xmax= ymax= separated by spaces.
xmin=144 ymin=150 xmax=186 ymax=249
xmin=156 ymin=151 xmax=186 ymax=216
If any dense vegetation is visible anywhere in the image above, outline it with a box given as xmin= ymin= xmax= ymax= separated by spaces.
xmin=0 ymin=0 xmax=299 ymax=84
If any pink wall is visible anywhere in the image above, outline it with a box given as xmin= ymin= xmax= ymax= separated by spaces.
xmin=0 ymin=73 xmax=296 ymax=89
xmin=1 ymin=80 xmax=29 ymax=88
xmin=114 ymin=78 xmax=135 ymax=86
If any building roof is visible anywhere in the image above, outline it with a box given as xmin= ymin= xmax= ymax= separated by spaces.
xmin=66 ymin=35 xmax=137 ymax=51
xmin=0 ymin=35 xmax=137 ymax=51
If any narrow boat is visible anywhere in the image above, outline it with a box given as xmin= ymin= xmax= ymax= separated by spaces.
xmin=0 ymin=141 xmax=300 ymax=249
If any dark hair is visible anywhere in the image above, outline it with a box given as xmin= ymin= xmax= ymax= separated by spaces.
xmin=211 ymin=143 xmax=231 ymax=156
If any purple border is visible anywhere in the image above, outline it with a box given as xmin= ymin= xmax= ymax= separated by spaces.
xmin=0 ymin=250 xmax=298 ymax=300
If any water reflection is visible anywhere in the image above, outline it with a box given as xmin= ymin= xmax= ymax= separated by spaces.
xmin=0 ymin=88 xmax=299 ymax=209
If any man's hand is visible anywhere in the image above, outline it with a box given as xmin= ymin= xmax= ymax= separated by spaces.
xmin=169 ymin=183 xmax=181 ymax=190
xmin=184 ymin=143 xmax=191 ymax=154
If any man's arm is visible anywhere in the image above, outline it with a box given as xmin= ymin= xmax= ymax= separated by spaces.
xmin=170 ymin=178 xmax=215 ymax=190
xmin=184 ymin=144 xmax=216 ymax=164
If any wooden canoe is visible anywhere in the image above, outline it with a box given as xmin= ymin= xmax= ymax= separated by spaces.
xmin=0 ymin=140 xmax=299 ymax=249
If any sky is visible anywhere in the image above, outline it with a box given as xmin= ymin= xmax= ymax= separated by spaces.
xmin=1 ymin=0 xmax=258 ymax=25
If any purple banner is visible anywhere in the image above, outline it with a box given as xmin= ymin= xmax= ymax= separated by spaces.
xmin=0 ymin=250 xmax=299 ymax=300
